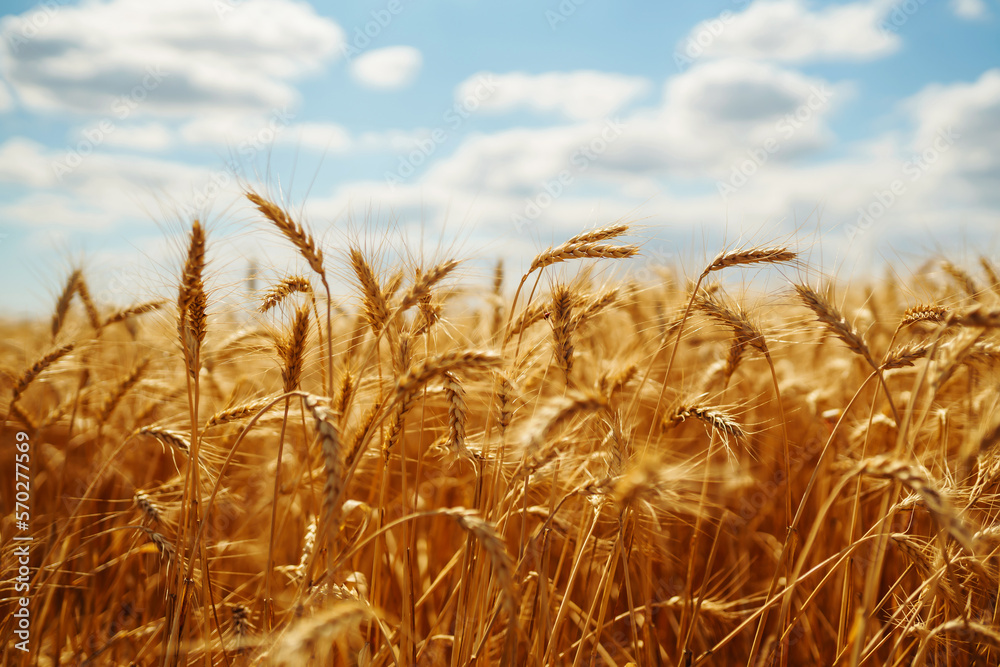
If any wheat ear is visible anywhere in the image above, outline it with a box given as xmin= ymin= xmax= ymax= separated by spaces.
xmin=103 ymin=300 xmax=167 ymax=327
xmin=205 ymin=399 xmax=276 ymax=429
xmin=11 ymin=343 xmax=75 ymax=404
xmin=900 ymin=304 xmax=949 ymax=328
xmin=941 ymin=260 xmax=979 ymax=298
xmin=177 ymin=220 xmax=206 ymax=378
xmin=74 ymin=276 xmax=102 ymax=331
xmin=246 ymin=191 xmax=333 ymax=396
xmin=859 ymin=455 xmax=975 ymax=554
xmin=395 ymin=351 xmax=501 ymax=401
xmin=349 ymin=247 xmax=392 ymax=337
xmin=647 ymin=246 xmax=796 ymax=427
xmin=667 ymin=402 xmax=748 ymax=448
xmin=504 ymin=223 xmax=635 ymax=352
xmin=550 ymin=283 xmax=576 ymax=381
xmin=98 ymin=358 xmax=150 ymax=425
xmin=246 ymin=192 xmax=324 ymax=276
xmin=399 ymin=259 xmax=459 ymax=311
xmin=303 ymin=395 xmax=344 ymax=573
xmin=51 ymin=269 xmax=80 ymax=341
xmin=260 ymin=275 xmax=313 ymax=313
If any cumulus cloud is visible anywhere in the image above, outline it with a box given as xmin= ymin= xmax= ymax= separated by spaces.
xmin=320 ymin=64 xmax=1000 ymax=261
xmin=0 ymin=137 xmax=58 ymax=187
xmin=0 ymin=0 xmax=344 ymax=117
xmin=0 ymin=78 xmax=11 ymax=111
xmin=96 ymin=123 xmax=173 ymax=151
xmin=344 ymin=59 xmax=846 ymax=247
xmin=678 ymin=0 xmax=899 ymax=64
xmin=424 ymin=60 xmax=840 ymax=199
xmin=904 ymin=69 xmax=1000 ymax=206
xmin=273 ymin=122 xmax=352 ymax=152
xmin=179 ymin=110 xmax=297 ymax=147
xmin=455 ymin=71 xmax=650 ymax=120
xmin=0 ymin=136 xmax=226 ymax=230
xmin=349 ymin=46 xmax=422 ymax=90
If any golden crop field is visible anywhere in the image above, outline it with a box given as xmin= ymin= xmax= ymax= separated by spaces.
xmin=3 ymin=193 xmax=1000 ymax=666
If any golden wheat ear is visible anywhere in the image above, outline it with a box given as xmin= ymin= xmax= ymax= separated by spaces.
xmin=246 ymin=191 xmax=325 ymax=276
xmin=103 ymin=299 xmax=167 ymax=327
xmin=259 ymin=275 xmax=313 ymax=313
xmin=349 ymin=246 xmax=391 ymax=337
xmin=900 ymin=304 xmax=949 ymax=328
xmin=278 ymin=305 xmax=310 ymax=392
xmin=794 ymin=283 xmax=877 ymax=368
xmin=177 ymin=220 xmax=206 ymax=378
xmin=702 ymin=246 xmax=797 ymax=278
xmin=51 ymin=269 xmax=80 ymax=341
xmin=11 ymin=343 xmax=75 ymax=404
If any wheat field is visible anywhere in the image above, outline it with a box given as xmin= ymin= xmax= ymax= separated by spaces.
xmin=3 ymin=194 xmax=1000 ymax=666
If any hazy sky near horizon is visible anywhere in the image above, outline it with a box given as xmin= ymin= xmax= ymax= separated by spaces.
xmin=1 ymin=0 xmax=999 ymax=317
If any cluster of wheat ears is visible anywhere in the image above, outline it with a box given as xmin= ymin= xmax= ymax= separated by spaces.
xmin=2 ymin=192 xmax=1000 ymax=666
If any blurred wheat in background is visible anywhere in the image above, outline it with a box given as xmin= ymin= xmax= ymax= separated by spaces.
xmin=3 ymin=192 xmax=1000 ymax=666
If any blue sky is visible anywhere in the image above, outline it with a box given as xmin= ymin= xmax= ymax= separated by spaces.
xmin=1 ymin=0 xmax=999 ymax=317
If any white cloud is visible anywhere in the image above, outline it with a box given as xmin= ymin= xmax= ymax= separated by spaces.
xmin=310 ymin=64 xmax=1000 ymax=265
xmin=0 ymin=78 xmax=11 ymax=111
xmin=0 ymin=0 xmax=344 ymax=117
xmin=350 ymin=46 xmax=422 ymax=90
xmin=951 ymin=0 xmax=989 ymax=19
xmin=0 ymin=137 xmax=59 ymax=187
xmin=456 ymin=71 xmax=650 ymax=120
xmin=93 ymin=123 xmax=173 ymax=151
xmin=904 ymin=69 xmax=1000 ymax=206
xmin=179 ymin=109 xmax=297 ymax=148
xmin=0 ymin=136 xmax=227 ymax=229
xmin=355 ymin=129 xmax=429 ymax=152
xmin=277 ymin=122 xmax=352 ymax=152
xmin=424 ymin=60 xmax=840 ymax=199
xmin=679 ymin=0 xmax=899 ymax=64
xmin=307 ymin=60 xmax=848 ymax=251
xmin=1 ymin=193 xmax=120 ymax=230
xmin=181 ymin=114 xmax=356 ymax=153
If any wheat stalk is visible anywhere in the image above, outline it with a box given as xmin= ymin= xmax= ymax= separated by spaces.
xmin=138 ymin=426 xmax=191 ymax=454
xmin=247 ymin=191 xmax=333 ymax=396
xmin=400 ymin=259 xmax=459 ymax=311
xmin=177 ymin=220 xmax=206 ymax=379
xmin=530 ymin=242 xmax=640 ymax=273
